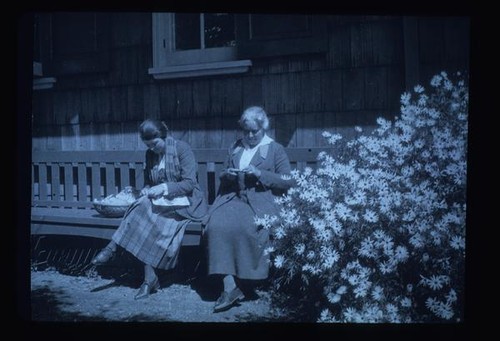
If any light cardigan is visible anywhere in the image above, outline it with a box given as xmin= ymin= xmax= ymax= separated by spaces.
xmin=239 ymin=134 xmax=274 ymax=169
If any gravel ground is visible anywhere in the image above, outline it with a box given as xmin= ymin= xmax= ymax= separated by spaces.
xmin=30 ymin=268 xmax=283 ymax=323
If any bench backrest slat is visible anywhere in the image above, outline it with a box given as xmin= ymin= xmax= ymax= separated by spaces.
xmin=63 ymin=163 xmax=73 ymax=202
xmin=119 ymin=163 xmax=130 ymax=189
xmin=38 ymin=163 xmax=48 ymax=201
xmin=77 ymin=163 xmax=87 ymax=202
xmin=91 ymin=163 xmax=101 ymax=200
xmin=105 ymin=163 xmax=116 ymax=196
xmin=50 ymin=164 xmax=60 ymax=202
xmin=134 ymin=163 xmax=145 ymax=189
xmin=31 ymin=148 xmax=323 ymax=209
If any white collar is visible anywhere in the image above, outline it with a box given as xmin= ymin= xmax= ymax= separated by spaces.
xmin=242 ymin=134 xmax=274 ymax=150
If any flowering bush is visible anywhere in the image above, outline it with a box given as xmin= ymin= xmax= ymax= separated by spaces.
xmin=259 ymin=71 xmax=468 ymax=322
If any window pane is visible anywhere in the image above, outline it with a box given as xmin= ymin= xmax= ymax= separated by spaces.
xmin=204 ymin=13 xmax=235 ymax=48
xmin=175 ymin=13 xmax=200 ymax=50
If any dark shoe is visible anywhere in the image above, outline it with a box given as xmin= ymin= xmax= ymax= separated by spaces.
xmin=91 ymin=247 xmax=115 ymax=265
xmin=134 ymin=277 xmax=160 ymax=300
xmin=213 ymin=287 xmax=244 ymax=313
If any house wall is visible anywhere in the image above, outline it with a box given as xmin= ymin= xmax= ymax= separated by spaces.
xmin=31 ymin=14 xmax=470 ymax=152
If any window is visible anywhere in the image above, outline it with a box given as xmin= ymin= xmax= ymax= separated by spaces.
xmin=149 ymin=13 xmax=328 ymax=80
xmin=149 ymin=13 xmax=252 ymax=79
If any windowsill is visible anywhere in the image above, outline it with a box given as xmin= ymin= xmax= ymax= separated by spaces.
xmin=148 ymin=60 xmax=252 ymax=80
xmin=33 ymin=77 xmax=57 ymax=90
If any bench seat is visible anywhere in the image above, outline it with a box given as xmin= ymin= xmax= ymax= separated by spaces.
xmin=31 ymin=207 xmax=203 ymax=246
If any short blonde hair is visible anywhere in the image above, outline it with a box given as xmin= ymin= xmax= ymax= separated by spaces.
xmin=238 ymin=106 xmax=270 ymax=130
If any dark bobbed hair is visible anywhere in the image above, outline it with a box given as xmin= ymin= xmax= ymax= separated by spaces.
xmin=139 ymin=119 xmax=169 ymax=140
xmin=238 ymin=106 xmax=270 ymax=130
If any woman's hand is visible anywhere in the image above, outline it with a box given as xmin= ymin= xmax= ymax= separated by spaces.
xmin=147 ymin=183 xmax=168 ymax=199
xmin=222 ymin=167 xmax=240 ymax=180
xmin=242 ymin=165 xmax=261 ymax=178
xmin=140 ymin=186 xmax=150 ymax=197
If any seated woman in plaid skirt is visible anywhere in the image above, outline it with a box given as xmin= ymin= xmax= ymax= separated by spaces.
xmin=92 ymin=119 xmax=208 ymax=300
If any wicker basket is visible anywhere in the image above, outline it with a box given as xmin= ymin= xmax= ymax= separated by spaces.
xmin=92 ymin=202 xmax=131 ymax=218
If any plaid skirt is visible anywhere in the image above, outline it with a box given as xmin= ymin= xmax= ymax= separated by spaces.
xmin=111 ymin=196 xmax=189 ymax=270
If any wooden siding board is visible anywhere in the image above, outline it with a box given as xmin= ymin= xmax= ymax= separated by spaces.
xmin=110 ymin=87 xmax=128 ymax=122
xmin=90 ymin=122 xmax=107 ymax=151
xmin=171 ymin=118 xmax=190 ymax=143
xmin=205 ymin=117 xmax=223 ymax=149
xmin=192 ymin=79 xmax=211 ymax=117
xmin=336 ymin=111 xmax=358 ymax=141
xmin=143 ymin=84 xmax=161 ymax=119
xmin=121 ymin=121 xmax=140 ymax=150
xmin=137 ymin=42 xmax=153 ymax=84
xmin=61 ymin=125 xmax=77 ymax=151
xmin=300 ymin=71 xmax=322 ymax=113
xmin=93 ymin=88 xmax=111 ymax=123
xmin=262 ymin=74 xmax=281 ymax=115
xmin=328 ymin=24 xmax=351 ymax=68
xmin=223 ymin=77 xmax=243 ymax=117
xmin=365 ymin=66 xmax=388 ymax=110
xmin=321 ymin=69 xmax=342 ymax=112
xmin=342 ymin=68 xmax=365 ymax=111
xmin=321 ymin=111 xmax=337 ymax=147
xmin=109 ymin=47 xmax=139 ymax=85
xmin=443 ymin=18 xmax=470 ymax=63
xmin=126 ymin=85 xmax=144 ymax=121
xmin=387 ymin=65 xmax=404 ymax=111
xmin=78 ymin=123 xmax=92 ymax=152
xmin=372 ymin=18 xmax=404 ymax=65
xmin=80 ymin=88 xmax=95 ymax=124
xmin=159 ymin=82 xmax=177 ymax=121
xmin=111 ymin=13 xmax=150 ymax=48
xmin=278 ymin=73 xmax=298 ymax=114
xmin=274 ymin=113 xmax=297 ymax=148
xmin=242 ymin=76 xmax=263 ymax=109
xmin=209 ymin=78 xmax=225 ymax=116
xmin=53 ymin=91 xmax=68 ymax=125
xmin=350 ymin=22 xmax=363 ymax=67
xmin=221 ymin=116 xmax=239 ymax=151
xmin=418 ymin=18 xmax=445 ymax=64
xmin=297 ymin=112 xmax=323 ymax=147
xmin=32 ymin=91 xmax=54 ymax=126
xmin=46 ymin=125 xmax=62 ymax=151
xmin=105 ymin=123 xmax=123 ymax=151
xmin=175 ymin=80 xmax=194 ymax=118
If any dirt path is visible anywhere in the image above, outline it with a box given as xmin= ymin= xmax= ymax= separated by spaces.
xmin=30 ymin=268 xmax=282 ymax=322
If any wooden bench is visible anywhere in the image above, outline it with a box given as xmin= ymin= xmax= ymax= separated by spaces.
xmin=31 ymin=148 xmax=321 ymax=246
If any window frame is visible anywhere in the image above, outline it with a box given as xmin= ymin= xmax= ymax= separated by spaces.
xmin=148 ymin=13 xmax=252 ymax=80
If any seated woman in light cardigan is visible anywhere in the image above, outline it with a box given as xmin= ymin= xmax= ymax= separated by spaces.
xmin=203 ymin=106 xmax=294 ymax=313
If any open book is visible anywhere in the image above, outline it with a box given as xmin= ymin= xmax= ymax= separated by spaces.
xmin=152 ymin=195 xmax=190 ymax=207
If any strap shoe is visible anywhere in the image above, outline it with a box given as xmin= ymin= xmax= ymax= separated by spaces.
xmin=213 ymin=287 xmax=245 ymax=313
xmin=134 ymin=277 xmax=160 ymax=300
xmin=91 ymin=247 xmax=115 ymax=266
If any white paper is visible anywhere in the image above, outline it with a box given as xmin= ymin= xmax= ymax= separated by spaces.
xmin=152 ymin=196 xmax=190 ymax=207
